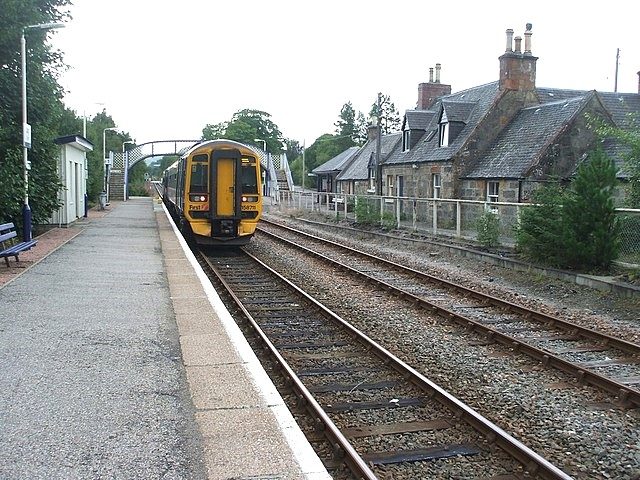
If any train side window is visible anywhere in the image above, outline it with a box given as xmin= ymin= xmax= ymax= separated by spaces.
xmin=240 ymin=158 xmax=258 ymax=194
xmin=190 ymin=163 xmax=208 ymax=193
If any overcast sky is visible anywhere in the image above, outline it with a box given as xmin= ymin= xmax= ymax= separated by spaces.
xmin=52 ymin=0 xmax=639 ymax=146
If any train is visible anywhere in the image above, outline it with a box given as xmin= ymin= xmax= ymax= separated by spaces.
xmin=162 ymin=139 xmax=262 ymax=246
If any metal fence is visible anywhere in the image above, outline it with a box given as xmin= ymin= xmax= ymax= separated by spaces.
xmin=275 ymin=191 xmax=640 ymax=267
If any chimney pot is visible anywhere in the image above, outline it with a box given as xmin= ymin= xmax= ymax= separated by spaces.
xmin=514 ymin=36 xmax=522 ymax=54
xmin=524 ymin=24 xmax=533 ymax=55
xmin=429 ymin=67 xmax=434 ymax=83
xmin=435 ymin=63 xmax=441 ymax=83
xmin=505 ymin=28 xmax=514 ymax=53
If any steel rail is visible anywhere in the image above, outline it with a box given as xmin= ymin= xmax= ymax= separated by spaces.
xmin=259 ymin=220 xmax=639 ymax=355
xmin=257 ymin=223 xmax=640 ymax=408
xmin=199 ymin=248 xmax=573 ymax=480
xmin=197 ymin=251 xmax=378 ymax=479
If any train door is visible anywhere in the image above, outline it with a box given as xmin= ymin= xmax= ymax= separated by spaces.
xmin=210 ymin=149 xmax=242 ymax=237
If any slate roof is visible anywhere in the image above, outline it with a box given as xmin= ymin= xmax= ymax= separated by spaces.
xmin=386 ymin=82 xmax=500 ymax=166
xmin=312 ymin=146 xmax=359 ymax=174
xmin=441 ymin=100 xmax=476 ymax=123
xmin=463 ymin=95 xmax=590 ymax=179
xmin=337 ymin=133 xmax=402 ymax=181
xmin=403 ymin=110 xmax=435 ymax=130
xmin=596 ymin=91 xmax=640 ymax=128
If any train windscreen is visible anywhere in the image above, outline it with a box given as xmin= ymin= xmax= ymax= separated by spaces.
xmin=241 ymin=158 xmax=258 ymax=194
xmin=190 ymin=160 xmax=208 ymax=194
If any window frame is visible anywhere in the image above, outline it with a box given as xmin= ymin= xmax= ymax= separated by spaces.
xmin=432 ymin=173 xmax=442 ymax=199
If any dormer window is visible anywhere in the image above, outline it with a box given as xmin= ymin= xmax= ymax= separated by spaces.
xmin=402 ymin=130 xmax=410 ymax=152
xmin=438 ymin=110 xmax=449 ymax=147
xmin=368 ymin=165 xmax=376 ymax=192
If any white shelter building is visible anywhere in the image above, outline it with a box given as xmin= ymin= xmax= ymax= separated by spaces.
xmin=50 ymin=135 xmax=93 ymax=226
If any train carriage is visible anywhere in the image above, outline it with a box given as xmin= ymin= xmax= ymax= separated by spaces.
xmin=162 ymin=139 xmax=262 ymax=245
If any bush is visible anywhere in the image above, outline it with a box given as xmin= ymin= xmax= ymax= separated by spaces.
xmin=354 ymin=196 xmax=378 ymax=225
xmin=476 ymin=210 xmax=500 ymax=247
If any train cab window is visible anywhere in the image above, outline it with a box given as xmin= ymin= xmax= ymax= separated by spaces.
xmin=190 ymin=161 xmax=208 ymax=194
xmin=240 ymin=157 xmax=259 ymax=194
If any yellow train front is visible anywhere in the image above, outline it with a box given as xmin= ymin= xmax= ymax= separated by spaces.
xmin=163 ymin=139 xmax=262 ymax=246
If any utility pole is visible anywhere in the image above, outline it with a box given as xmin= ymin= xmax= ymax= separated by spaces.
xmin=614 ymin=48 xmax=620 ymax=93
xmin=376 ymin=93 xmax=382 ymax=195
xmin=301 ymin=141 xmax=306 ymax=191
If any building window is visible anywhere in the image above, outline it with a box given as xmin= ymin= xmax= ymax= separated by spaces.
xmin=487 ymin=181 xmax=499 ymax=202
xmin=487 ymin=181 xmax=499 ymax=213
xmin=369 ymin=167 xmax=376 ymax=192
xmin=403 ymin=130 xmax=410 ymax=152
xmin=439 ymin=122 xmax=449 ymax=147
xmin=386 ymin=175 xmax=394 ymax=196
xmin=432 ymin=173 xmax=441 ymax=199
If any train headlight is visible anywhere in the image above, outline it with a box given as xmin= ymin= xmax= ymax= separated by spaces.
xmin=242 ymin=196 xmax=259 ymax=202
xmin=190 ymin=194 xmax=207 ymax=202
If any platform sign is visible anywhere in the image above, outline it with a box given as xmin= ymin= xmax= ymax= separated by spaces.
xmin=23 ymin=123 xmax=31 ymax=149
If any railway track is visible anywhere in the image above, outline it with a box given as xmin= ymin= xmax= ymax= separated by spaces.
xmin=197 ymin=247 xmax=572 ymax=479
xmin=256 ymin=219 xmax=640 ymax=409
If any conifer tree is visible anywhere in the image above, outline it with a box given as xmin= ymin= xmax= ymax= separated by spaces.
xmin=564 ymin=147 xmax=620 ymax=269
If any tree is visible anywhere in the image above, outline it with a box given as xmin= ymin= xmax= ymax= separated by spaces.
xmin=202 ymin=108 xmax=284 ymax=153
xmin=516 ymin=148 xmax=620 ymax=271
xmin=334 ymin=101 xmax=368 ymax=146
xmin=594 ymin=115 xmax=640 ymax=207
xmin=0 ymin=0 xmax=71 ymax=228
xmin=564 ymin=147 xmax=620 ymax=270
xmin=369 ymin=93 xmax=401 ymax=134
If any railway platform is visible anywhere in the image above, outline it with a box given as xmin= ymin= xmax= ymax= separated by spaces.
xmin=0 ymin=197 xmax=329 ymax=480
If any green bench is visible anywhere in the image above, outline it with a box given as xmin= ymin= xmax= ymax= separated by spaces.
xmin=0 ymin=222 xmax=38 ymax=267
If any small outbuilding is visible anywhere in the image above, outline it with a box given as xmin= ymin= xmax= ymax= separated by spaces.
xmin=50 ymin=135 xmax=94 ymax=226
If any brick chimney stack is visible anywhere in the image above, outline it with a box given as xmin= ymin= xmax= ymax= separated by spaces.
xmin=367 ymin=124 xmax=379 ymax=141
xmin=417 ymin=64 xmax=452 ymax=110
xmin=499 ymin=24 xmax=538 ymax=92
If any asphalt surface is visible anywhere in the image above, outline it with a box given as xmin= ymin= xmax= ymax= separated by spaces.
xmin=0 ymin=199 xmax=206 ymax=479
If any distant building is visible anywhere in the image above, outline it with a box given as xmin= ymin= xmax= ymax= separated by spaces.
xmin=312 ymin=146 xmax=358 ymax=194
xmin=49 ymin=135 xmax=93 ymax=226
xmin=314 ymin=25 xmax=640 ymax=204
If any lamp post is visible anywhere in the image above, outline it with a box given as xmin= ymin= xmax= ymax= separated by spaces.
xmin=254 ymin=138 xmax=266 ymax=152
xmin=21 ymin=22 xmax=65 ymax=242
xmin=122 ymin=140 xmax=135 ymax=201
xmin=103 ymin=127 xmax=117 ymax=200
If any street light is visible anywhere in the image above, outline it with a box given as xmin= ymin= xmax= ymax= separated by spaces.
xmin=254 ymin=138 xmax=266 ymax=152
xmin=122 ymin=140 xmax=135 ymax=201
xmin=21 ymin=22 xmax=65 ymax=242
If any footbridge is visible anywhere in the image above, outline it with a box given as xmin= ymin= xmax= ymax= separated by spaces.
xmin=106 ymin=139 xmax=294 ymax=202
xmin=107 ymin=140 xmax=199 ymax=201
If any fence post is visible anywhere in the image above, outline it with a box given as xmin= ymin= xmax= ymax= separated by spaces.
xmin=456 ymin=200 xmax=461 ymax=237
xmin=380 ymin=197 xmax=384 ymax=226
xmin=354 ymin=196 xmax=359 ymax=222
xmin=432 ymin=200 xmax=437 ymax=234
xmin=396 ymin=199 xmax=401 ymax=229
xmin=413 ymin=200 xmax=417 ymax=231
